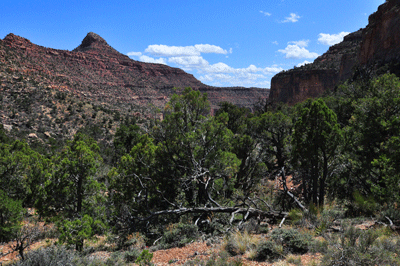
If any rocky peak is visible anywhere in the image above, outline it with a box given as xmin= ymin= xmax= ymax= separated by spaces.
xmin=73 ymin=32 xmax=117 ymax=53
xmin=2 ymin=33 xmax=34 ymax=49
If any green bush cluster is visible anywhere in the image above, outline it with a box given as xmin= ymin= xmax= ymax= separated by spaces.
xmin=321 ymin=226 xmax=400 ymax=265
xmin=11 ymin=245 xmax=144 ymax=266
xmin=253 ymin=240 xmax=282 ymax=262
xmin=158 ymin=223 xmax=199 ymax=249
xmin=270 ymin=228 xmax=313 ymax=254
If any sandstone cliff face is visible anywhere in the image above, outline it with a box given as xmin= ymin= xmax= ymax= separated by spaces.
xmin=269 ymin=30 xmax=362 ymax=104
xmin=359 ymin=0 xmax=400 ymax=66
xmin=270 ymin=69 xmax=338 ymax=104
xmin=0 ymin=32 xmax=267 ymax=113
xmin=270 ymin=0 xmax=400 ymax=104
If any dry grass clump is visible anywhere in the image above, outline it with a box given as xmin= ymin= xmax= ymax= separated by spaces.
xmin=222 ymin=230 xmax=260 ymax=256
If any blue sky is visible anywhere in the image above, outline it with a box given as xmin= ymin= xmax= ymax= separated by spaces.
xmin=1 ymin=0 xmax=385 ymax=88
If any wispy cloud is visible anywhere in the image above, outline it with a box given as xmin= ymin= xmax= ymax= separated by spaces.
xmin=138 ymin=55 xmax=167 ymax=64
xmin=168 ymin=56 xmax=209 ymax=69
xmin=127 ymin=43 xmax=282 ymax=88
xmin=260 ymin=10 xmax=271 ymax=16
xmin=290 ymin=40 xmax=309 ymax=47
xmin=127 ymin=51 xmax=142 ymax=57
xmin=278 ymin=40 xmax=319 ymax=59
xmin=282 ymin=13 xmax=300 ymax=23
xmin=297 ymin=60 xmax=312 ymax=67
xmin=144 ymin=44 xmax=229 ymax=57
xmin=318 ymin=32 xmax=350 ymax=46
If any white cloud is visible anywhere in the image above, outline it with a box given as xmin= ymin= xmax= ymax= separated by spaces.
xmin=262 ymin=66 xmax=284 ymax=74
xmin=145 ymin=44 xmax=228 ymax=57
xmin=139 ymin=55 xmax=167 ymax=64
xmin=168 ymin=56 xmax=209 ymax=69
xmin=145 ymin=45 xmax=198 ymax=56
xmin=206 ymin=62 xmax=233 ymax=73
xmin=272 ymin=41 xmax=279 ymax=45
xmin=282 ymin=13 xmax=300 ymax=23
xmin=278 ymin=40 xmax=319 ymax=59
xmin=127 ymin=43 xmax=283 ymax=88
xmin=318 ymin=32 xmax=350 ymax=46
xmin=297 ymin=60 xmax=312 ymax=67
xmin=199 ymin=73 xmax=272 ymax=88
xmin=127 ymin=51 xmax=142 ymax=57
xmin=194 ymin=44 xmax=229 ymax=54
xmin=289 ymin=40 xmax=309 ymax=47
xmin=196 ymin=63 xmax=282 ymax=87
xmin=260 ymin=11 xmax=271 ymax=16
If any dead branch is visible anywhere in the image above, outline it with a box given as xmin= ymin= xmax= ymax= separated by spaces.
xmin=278 ymin=167 xmax=306 ymax=212
xmin=137 ymin=206 xmax=287 ymax=223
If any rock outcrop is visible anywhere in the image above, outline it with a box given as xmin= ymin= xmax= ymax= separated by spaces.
xmin=270 ymin=0 xmax=400 ymax=104
xmin=0 ymin=32 xmax=268 ymax=112
xmin=359 ymin=0 xmax=400 ymax=66
xmin=269 ymin=30 xmax=362 ymax=104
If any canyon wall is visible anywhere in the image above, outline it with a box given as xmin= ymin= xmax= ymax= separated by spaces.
xmin=269 ymin=0 xmax=400 ymax=104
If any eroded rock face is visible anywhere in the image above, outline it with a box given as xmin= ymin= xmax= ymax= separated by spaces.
xmin=269 ymin=30 xmax=362 ymax=104
xmin=270 ymin=0 xmax=400 ymax=104
xmin=359 ymin=0 xmax=400 ymax=66
xmin=0 ymin=32 xmax=267 ymax=112
xmin=270 ymin=69 xmax=338 ymax=105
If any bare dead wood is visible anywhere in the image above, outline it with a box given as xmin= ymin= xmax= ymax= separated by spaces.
xmin=278 ymin=167 xmax=306 ymax=212
xmin=279 ymin=215 xmax=287 ymax=228
xmin=385 ymin=216 xmax=393 ymax=226
xmin=385 ymin=216 xmax=400 ymax=231
xmin=136 ymin=206 xmax=287 ymax=223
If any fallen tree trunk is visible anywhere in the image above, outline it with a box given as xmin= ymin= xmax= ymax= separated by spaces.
xmin=137 ymin=206 xmax=287 ymax=222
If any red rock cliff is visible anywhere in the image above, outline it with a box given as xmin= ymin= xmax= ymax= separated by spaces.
xmin=270 ymin=30 xmax=362 ymax=104
xmin=0 ymin=32 xmax=268 ymax=112
xmin=270 ymin=0 xmax=400 ymax=104
xmin=359 ymin=0 xmax=400 ymax=66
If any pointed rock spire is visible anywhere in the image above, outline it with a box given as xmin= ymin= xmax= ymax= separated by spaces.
xmin=73 ymin=32 xmax=116 ymax=53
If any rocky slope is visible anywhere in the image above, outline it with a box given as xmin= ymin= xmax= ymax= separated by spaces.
xmin=0 ymin=32 xmax=267 ymax=143
xmin=269 ymin=0 xmax=400 ymax=104
xmin=1 ymin=32 xmax=267 ymax=110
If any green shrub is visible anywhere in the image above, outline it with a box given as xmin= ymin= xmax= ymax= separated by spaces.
xmin=135 ymin=250 xmax=153 ymax=266
xmin=124 ymin=249 xmax=141 ymax=263
xmin=0 ymin=189 xmax=24 ymax=242
xmin=12 ymin=246 xmax=77 ymax=266
xmin=270 ymin=228 xmax=313 ymax=254
xmin=321 ymin=226 xmax=400 ymax=266
xmin=288 ymin=209 xmax=303 ymax=225
xmin=378 ymin=204 xmax=400 ymax=223
xmin=253 ymin=240 xmax=282 ymax=262
xmin=103 ymin=251 xmax=127 ymax=266
xmin=345 ymin=191 xmax=377 ymax=217
xmin=159 ymin=223 xmax=199 ymax=249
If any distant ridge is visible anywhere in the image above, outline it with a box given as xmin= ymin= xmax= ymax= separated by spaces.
xmin=1 ymin=32 xmax=268 ymax=111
